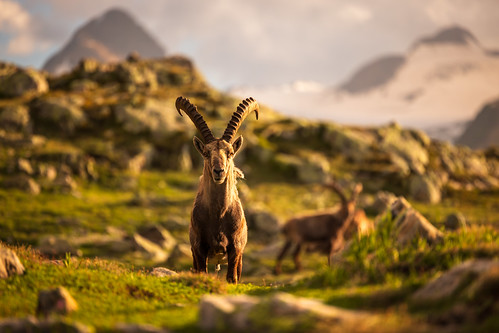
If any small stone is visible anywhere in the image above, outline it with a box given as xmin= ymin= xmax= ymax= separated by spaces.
xmin=36 ymin=286 xmax=78 ymax=318
xmin=444 ymin=212 xmax=468 ymax=231
xmin=114 ymin=323 xmax=169 ymax=333
xmin=17 ymin=158 xmax=33 ymax=175
xmin=149 ymin=267 xmax=178 ymax=277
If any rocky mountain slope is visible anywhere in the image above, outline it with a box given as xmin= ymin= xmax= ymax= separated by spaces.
xmin=233 ymin=26 xmax=499 ymax=132
xmin=456 ymin=98 xmax=499 ymax=149
xmin=1 ymin=52 xmax=499 ymax=332
xmin=42 ymin=8 xmax=165 ymax=75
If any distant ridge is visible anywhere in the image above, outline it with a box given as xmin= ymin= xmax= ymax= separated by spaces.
xmin=456 ymin=99 xmax=499 ymax=149
xmin=42 ymin=8 xmax=165 ymax=75
xmin=339 ymin=26 xmax=480 ymax=94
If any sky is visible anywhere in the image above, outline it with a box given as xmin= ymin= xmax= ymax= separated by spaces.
xmin=1 ymin=0 xmax=498 ymax=90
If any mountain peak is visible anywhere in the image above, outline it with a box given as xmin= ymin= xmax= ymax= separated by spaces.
xmin=411 ymin=26 xmax=480 ymax=49
xmin=43 ymin=8 xmax=165 ymax=74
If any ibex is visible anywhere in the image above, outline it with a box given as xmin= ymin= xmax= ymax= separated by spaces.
xmin=274 ymin=181 xmax=363 ymax=275
xmin=175 ymin=96 xmax=259 ymax=283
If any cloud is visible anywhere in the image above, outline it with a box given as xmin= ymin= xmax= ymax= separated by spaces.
xmin=338 ymin=4 xmax=372 ymax=23
xmin=0 ymin=0 xmax=35 ymax=54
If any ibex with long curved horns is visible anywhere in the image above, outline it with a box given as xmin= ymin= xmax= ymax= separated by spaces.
xmin=175 ymin=96 xmax=259 ymax=283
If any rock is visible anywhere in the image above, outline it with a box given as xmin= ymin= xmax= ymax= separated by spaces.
xmin=137 ymin=225 xmax=177 ymax=252
xmin=33 ymin=95 xmax=86 ymax=135
xmin=149 ymin=267 xmax=178 ymax=277
xmin=389 ymin=197 xmax=444 ymax=245
xmin=370 ymin=191 xmax=397 ymax=214
xmin=53 ymin=166 xmax=78 ymax=193
xmin=199 ymin=293 xmax=374 ymax=332
xmin=114 ymin=323 xmax=169 ymax=333
xmin=378 ymin=124 xmax=429 ymax=175
xmin=0 ymin=245 xmax=25 ymax=278
xmin=17 ymin=158 xmax=34 ymax=175
xmin=3 ymin=174 xmax=41 ymax=195
xmin=0 ymin=64 xmax=49 ymax=98
xmin=0 ymin=317 xmax=92 ymax=333
xmin=272 ymin=153 xmax=330 ymax=184
xmin=37 ymin=235 xmax=81 ymax=258
xmin=166 ymin=243 xmax=192 ymax=267
xmin=327 ymin=126 xmax=374 ymax=163
xmin=36 ymin=286 xmax=78 ymax=318
xmin=444 ymin=212 xmax=468 ymax=231
xmin=161 ymin=217 xmax=189 ymax=231
xmin=245 ymin=207 xmax=280 ymax=241
xmin=199 ymin=294 xmax=259 ymax=331
xmin=113 ymin=98 xmax=186 ymax=137
xmin=115 ymin=62 xmax=158 ymax=91
xmin=0 ymin=104 xmax=30 ymax=132
xmin=130 ymin=234 xmax=168 ymax=263
xmin=410 ymin=260 xmax=499 ymax=308
xmin=408 ymin=174 xmax=441 ymax=204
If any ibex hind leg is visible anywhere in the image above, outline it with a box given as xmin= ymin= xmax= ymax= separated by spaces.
xmin=274 ymin=241 xmax=292 ymax=275
xmin=192 ymin=250 xmax=208 ymax=273
xmin=292 ymin=243 xmax=303 ymax=271
xmin=236 ymin=255 xmax=243 ymax=281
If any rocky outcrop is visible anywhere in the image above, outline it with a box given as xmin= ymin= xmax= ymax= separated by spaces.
xmin=0 ymin=317 xmax=91 ymax=333
xmin=456 ymin=98 xmax=499 ymax=149
xmin=0 ymin=63 xmax=48 ymax=98
xmin=245 ymin=207 xmax=281 ymax=241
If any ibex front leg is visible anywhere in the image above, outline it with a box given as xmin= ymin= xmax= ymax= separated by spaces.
xmin=226 ymin=244 xmax=241 ymax=283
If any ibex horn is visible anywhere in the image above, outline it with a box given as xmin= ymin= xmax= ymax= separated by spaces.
xmin=222 ymin=97 xmax=259 ymax=143
xmin=176 ymin=96 xmax=215 ymax=143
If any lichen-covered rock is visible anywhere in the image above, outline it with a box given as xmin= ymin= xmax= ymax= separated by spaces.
xmin=272 ymin=153 xmax=330 ymax=184
xmin=149 ymin=267 xmax=178 ymax=277
xmin=115 ymin=62 xmax=158 ymax=91
xmin=0 ymin=245 xmax=25 ymax=278
xmin=36 ymin=287 xmax=78 ymax=318
xmin=245 ymin=207 xmax=280 ymax=241
xmin=0 ymin=64 xmax=48 ymax=98
xmin=33 ymin=95 xmax=86 ymax=134
xmin=130 ymin=234 xmax=168 ymax=263
xmin=37 ymin=235 xmax=81 ymax=258
xmin=3 ymin=174 xmax=41 ymax=195
xmin=378 ymin=124 xmax=429 ymax=175
xmin=113 ymin=98 xmax=187 ymax=137
xmin=370 ymin=191 xmax=397 ymax=214
xmin=326 ymin=126 xmax=375 ymax=162
xmin=408 ymin=174 xmax=442 ymax=204
xmin=137 ymin=225 xmax=177 ymax=253
xmin=0 ymin=104 xmax=30 ymax=131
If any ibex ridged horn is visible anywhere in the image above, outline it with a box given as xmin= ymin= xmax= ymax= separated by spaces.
xmin=176 ymin=96 xmax=215 ymax=143
xmin=222 ymin=97 xmax=259 ymax=143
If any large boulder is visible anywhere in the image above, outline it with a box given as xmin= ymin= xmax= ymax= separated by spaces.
xmin=0 ymin=63 xmax=48 ymax=98
xmin=0 ymin=245 xmax=25 ymax=278
xmin=388 ymin=197 xmax=444 ymax=245
xmin=272 ymin=153 xmax=330 ymax=184
xmin=37 ymin=235 xmax=81 ymax=258
xmin=137 ymin=225 xmax=177 ymax=253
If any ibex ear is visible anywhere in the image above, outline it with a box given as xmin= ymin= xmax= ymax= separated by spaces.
xmin=232 ymin=136 xmax=243 ymax=155
xmin=193 ymin=136 xmax=205 ymax=156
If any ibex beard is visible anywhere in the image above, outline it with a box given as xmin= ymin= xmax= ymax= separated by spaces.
xmin=176 ymin=96 xmax=258 ymax=283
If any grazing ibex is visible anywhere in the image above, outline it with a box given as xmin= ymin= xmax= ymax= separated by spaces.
xmin=175 ymin=96 xmax=258 ymax=283
xmin=274 ymin=181 xmax=363 ymax=275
